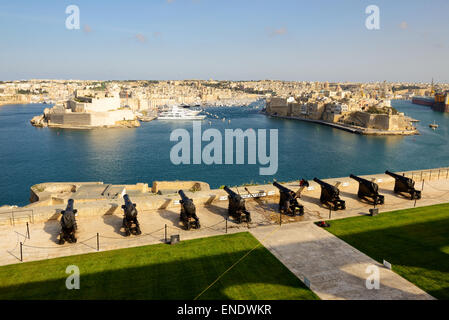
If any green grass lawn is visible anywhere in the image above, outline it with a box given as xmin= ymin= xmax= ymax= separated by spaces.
xmin=0 ymin=232 xmax=318 ymax=300
xmin=325 ymin=203 xmax=449 ymax=300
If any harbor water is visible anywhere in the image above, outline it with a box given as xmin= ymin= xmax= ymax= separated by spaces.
xmin=1 ymin=100 xmax=448 ymax=206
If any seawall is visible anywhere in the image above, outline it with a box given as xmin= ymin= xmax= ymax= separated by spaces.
xmin=1 ymin=166 xmax=447 ymax=226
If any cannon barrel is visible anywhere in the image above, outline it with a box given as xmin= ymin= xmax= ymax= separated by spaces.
xmin=385 ymin=170 xmax=415 ymax=185
xmin=224 ymin=186 xmax=238 ymax=198
xmin=122 ymin=194 xmax=137 ymax=214
xmin=178 ymin=189 xmax=189 ymax=201
xmin=349 ymin=174 xmax=365 ymax=183
xmin=313 ymin=177 xmax=336 ymax=190
xmin=65 ymin=199 xmax=75 ymax=212
xmin=385 ymin=170 xmax=408 ymax=181
xmin=123 ymin=194 xmax=132 ymax=206
xmin=350 ymin=174 xmax=378 ymax=190
xmin=273 ymin=181 xmax=292 ymax=194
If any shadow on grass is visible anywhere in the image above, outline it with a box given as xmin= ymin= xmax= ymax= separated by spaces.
xmin=327 ymin=214 xmax=449 ymax=299
xmin=0 ymin=233 xmax=317 ymax=300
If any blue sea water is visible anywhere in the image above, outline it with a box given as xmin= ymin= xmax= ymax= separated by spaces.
xmin=1 ymin=100 xmax=448 ymax=206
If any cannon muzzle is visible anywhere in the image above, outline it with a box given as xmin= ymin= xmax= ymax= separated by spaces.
xmin=178 ymin=190 xmax=188 ymax=201
xmin=349 ymin=174 xmax=364 ymax=183
xmin=313 ymin=177 xmax=332 ymax=188
xmin=273 ymin=181 xmax=291 ymax=194
xmin=62 ymin=198 xmax=77 ymax=215
xmin=123 ymin=194 xmax=132 ymax=205
xmin=223 ymin=186 xmax=238 ymax=197
xmin=385 ymin=170 xmax=403 ymax=180
xmin=122 ymin=194 xmax=137 ymax=214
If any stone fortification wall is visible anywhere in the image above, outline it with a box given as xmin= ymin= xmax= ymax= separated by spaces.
xmin=47 ymin=109 xmax=136 ymax=127
xmin=48 ymin=113 xmax=91 ymax=126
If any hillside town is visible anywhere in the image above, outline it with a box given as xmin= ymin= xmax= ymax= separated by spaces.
xmin=2 ymin=79 xmax=448 ymax=109
xmin=1 ymin=79 xmax=448 ymax=132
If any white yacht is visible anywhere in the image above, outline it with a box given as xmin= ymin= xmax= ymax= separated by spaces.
xmin=157 ymin=105 xmax=206 ymax=120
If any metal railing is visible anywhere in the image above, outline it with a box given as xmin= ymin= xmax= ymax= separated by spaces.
xmin=0 ymin=209 xmax=34 ymax=226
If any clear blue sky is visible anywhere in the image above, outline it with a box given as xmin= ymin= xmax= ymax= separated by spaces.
xmin=1 ymin=0 xmax=448 ymax=82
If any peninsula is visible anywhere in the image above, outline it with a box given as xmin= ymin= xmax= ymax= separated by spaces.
xmin=30 ymin=90 xmax=140 ymax=129
xmin=265 ymin=95 xmax=418 ymax=135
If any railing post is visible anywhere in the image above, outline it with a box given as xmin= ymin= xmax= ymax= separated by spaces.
xmin=20 ymin=242 xmax=23 ymax=262
xmin=422 ymin=180 xmax=425 ymax=191
xmin=225 ymin=218 xmax=228 ymax=234
xmin=26 ymin=222 xmax=30 ymax=239
xmin=96 ymin=233 xmax=99 ymax=251
xmin=165 ymin=224 xmax=167 ymax=243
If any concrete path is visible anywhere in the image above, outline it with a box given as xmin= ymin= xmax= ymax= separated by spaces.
xmin=250 ymin=222 xmax=434 ymax=300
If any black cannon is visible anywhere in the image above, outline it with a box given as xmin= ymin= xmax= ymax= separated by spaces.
xmin=350 ymin=174 xmax=385 ymax=205
xmin=223 ymin=186 xmax=251 ymax=223
xmin=273 ymin=180 xmax=309 ymax=216
xmin=121 ymin=194 xmax=142 ymax=236
xmin=178 ymin=190 xmax=200 ymax=230
xmin=385 ymin=170 xmax=421 ymax=200
xmin=313 ymin=178 xmax=346 ymax=210
xmin=58 ymin=199 xmax=78 ymax=244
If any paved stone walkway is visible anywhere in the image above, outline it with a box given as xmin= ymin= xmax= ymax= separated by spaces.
xmin=250 ymin=223 xmax=434 ymax=300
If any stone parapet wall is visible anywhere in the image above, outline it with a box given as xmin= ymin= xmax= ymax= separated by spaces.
xmin=2 ymin=167 xmax=448 ymax=226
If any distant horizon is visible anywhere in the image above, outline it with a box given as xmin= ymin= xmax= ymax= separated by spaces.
xmin=1 ymin=78 xmax=444 ymax=85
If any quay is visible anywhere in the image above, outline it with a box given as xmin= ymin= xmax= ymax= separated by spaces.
xmin=268 ymin=113 xmax=419 ymax=136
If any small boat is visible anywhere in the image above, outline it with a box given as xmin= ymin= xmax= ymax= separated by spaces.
xmin=429 ymin=121 xmax=439 ymax=129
